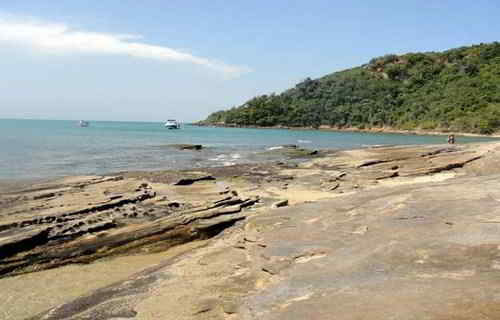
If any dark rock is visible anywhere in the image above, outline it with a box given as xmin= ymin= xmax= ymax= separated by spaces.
xmin=272 ymin=199 xmax=289 ymax=208
xmin=33 ymin=192 xmax=55 ymax=200
xmin=171 ymin=144 xmax=203 ymax=151
xmin=329 ymin=183 xmax=340 ymax=191
xmin=174 ymin=175 xmax=215 ymax=186
xmin=167 ymin=201 xmax=180 ymax=208
xmin=277 ymin=175 xmax=294 ymax=181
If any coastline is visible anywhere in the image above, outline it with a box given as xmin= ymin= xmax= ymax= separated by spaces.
xmin=194 ymin=122 xmax=500 ymax=138
xmin=3 ymin=141 xmax=500 ymax=319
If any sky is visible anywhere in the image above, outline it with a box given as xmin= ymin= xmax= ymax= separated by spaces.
xmin=0 ymin=1 xmax=499 ymax=122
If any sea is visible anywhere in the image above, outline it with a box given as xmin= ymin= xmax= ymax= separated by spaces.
xmin=0 ymin=119 xmax=497 ymax=181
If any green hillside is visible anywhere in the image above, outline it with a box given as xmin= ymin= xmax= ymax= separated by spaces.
xmin=203 ymin=42 xmax=500 ymax=134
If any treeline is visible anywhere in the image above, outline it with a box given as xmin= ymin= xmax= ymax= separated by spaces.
xmin=202 ymin=42 xmax=500 ymax=134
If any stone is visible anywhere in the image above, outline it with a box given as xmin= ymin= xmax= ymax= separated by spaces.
xmin=171 ymin=144 xmax=203 ymax=151
xmin=33 ymin=192 xmax=55 ymax=200
xmin=6 ymin=142 xmax=500 ymax=320
xmin=174 ymin=175 xmax=215 ymax=185
xmin=272 ymin=199 xmax=289 ymax=208
xmin=329 ymin=183 xmax=340 ymax=191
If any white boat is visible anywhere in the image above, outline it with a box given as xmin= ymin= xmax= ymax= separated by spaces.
xmin=164 ymin=120 xmax=180 ymax=129
xmin=78 ymin=120 xmax=89 ymax=127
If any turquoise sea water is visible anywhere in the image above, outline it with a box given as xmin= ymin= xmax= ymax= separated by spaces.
xmin=0 ymin=119 xmax=497 ymax=180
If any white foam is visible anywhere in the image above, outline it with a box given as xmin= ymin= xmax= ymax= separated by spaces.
xmin=298 ymin=140 xmax=312 ymax=143
xmin=208 ymin=154 xmax=227 ymax=161
xmin=267 ymin=146 xmax=283 ymax=150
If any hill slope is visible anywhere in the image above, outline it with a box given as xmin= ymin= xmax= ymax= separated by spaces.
xmin=203 ymin=42 xmax=500 ymax=134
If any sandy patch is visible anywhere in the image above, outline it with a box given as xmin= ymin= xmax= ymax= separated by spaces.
xmin=0 ymin=241 xmax=204 ymax=320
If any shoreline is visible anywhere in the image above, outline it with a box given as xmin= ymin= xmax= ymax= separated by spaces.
xmin=3 ymin=141 xmax=500 ymax=319
xmin=194 ymin=123 xmax=500 ymax=138
xmin=0 ymin=138 xmax=494 ymax=185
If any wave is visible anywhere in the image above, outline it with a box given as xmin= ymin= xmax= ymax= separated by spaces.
xmin=298 ymin=140 xmax=312 ymax=143
xmin=208 ymin=154 xmax=227 ymax=161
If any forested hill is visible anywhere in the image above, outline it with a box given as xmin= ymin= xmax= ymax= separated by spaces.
xmin=202 ymin=42 xmax=500 ymax=134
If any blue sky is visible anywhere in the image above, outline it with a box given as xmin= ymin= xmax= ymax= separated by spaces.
xmin=0 ymin=1 xmax=499 ymax=122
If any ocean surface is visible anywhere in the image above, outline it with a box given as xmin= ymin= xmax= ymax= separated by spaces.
xmin=1 ymin=119 xmax=497 ymax=181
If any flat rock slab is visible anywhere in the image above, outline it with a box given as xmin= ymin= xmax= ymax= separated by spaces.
xmin=6 ymin=142 xmax=500 ymax=319
xmin=239 ymin=174 xmax=500 ymax=320
xmin=29 ymin=172 xmax=500 ymax=320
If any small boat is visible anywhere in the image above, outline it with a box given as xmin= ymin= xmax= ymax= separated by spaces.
xmin=78 ymin=120 xmax=89 ymax=127
xmin=164 ymin=120 xmax=180 ymax=129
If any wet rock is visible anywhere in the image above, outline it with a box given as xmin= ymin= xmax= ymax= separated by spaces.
xmin=262 ymin=146 xmax=321 ymax=159
xmin=170 ymin=144 xmax=203 ymax=151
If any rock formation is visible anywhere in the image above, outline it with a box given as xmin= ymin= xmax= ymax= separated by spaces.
xmin=2 ymin=142 xmax=500 ymax=319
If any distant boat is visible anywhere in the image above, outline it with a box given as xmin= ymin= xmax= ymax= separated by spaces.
xmin=164 ymin=120 xmax=180 ymax=129
xmin=78 ymin=120 xmax=89 ymax=127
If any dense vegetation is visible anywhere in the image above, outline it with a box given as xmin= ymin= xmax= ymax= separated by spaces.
xmin=203 ymin=42 xmax=500 ymax=134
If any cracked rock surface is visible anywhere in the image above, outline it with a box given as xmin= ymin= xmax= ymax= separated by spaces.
xmin=2 ymin=142 xmax=500 ymax=319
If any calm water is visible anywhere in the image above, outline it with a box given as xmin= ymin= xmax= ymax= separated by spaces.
xmin=0 ymin=119 xmax=497 ymax=180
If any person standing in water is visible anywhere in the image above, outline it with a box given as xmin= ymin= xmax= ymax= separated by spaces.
xmin=447 ymin=134 xmax=455 ymax=144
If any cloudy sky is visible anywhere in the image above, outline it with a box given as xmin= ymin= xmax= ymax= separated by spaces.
xmin=0 ymin=1 xmax=499 ymax=122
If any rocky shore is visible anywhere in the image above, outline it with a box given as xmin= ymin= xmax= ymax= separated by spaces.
xmin=195 ymin=122 xmax=500 ymax=138
xmin=2 ymin=142 xmax=500 ymax=319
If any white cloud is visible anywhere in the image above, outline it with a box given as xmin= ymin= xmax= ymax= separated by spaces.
xmin=0 ymin=16 xmax=252 ymax=77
